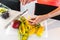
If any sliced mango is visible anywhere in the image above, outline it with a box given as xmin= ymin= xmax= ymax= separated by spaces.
xmin=36 ymin=26 xmax=45 ymax=37
xmin=29 ymin=27 xmax=36 ymax=36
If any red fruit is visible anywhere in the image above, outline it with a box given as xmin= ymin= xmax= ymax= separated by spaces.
xmin=12 ymin=20 xmax=21 ymax=29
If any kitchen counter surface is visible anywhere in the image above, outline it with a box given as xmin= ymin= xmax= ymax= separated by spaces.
xmin=47 ymin=19 xmax=60 ymax=40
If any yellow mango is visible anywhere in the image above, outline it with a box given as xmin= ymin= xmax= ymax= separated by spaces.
xmin=25 ymin=20 xmax=34 ymax=29
xmin=19 ymin=23 xmax=26 ymax=35
xmin=29 ymin=27 xmax=36 ymax=36
xmin=36 ymin=26 xmax=45 ymax=37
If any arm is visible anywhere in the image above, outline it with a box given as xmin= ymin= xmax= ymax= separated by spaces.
xmin=45 ymin=7 xmax=60 ymax=18
xmin=29 ymin=7 xmax=60 ymax=25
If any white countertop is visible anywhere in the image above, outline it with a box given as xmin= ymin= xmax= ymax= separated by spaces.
xmin=47 ymin=19 xmax=60 ymax=40
xmin=48 ymin=27 xmax=60 ymax=40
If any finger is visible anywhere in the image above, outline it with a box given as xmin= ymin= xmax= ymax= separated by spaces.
xmin=23 ymin=0 xmax=25 ymax=5
xmin=20 ymin=0 xmax=24 ymax=5
xmin=29 ymin=20 xmax=34 ymax=23
xmin=25 ymin=0 xmax=28 ymax=5
xmin=30 ymin=22 xmax=37 ymax=25
xmin=30 ymin=18 xmax=36 ymax=20
xmin=22 ymin=0 xmax=28 ymax=5
xmin=29 ymin=20 xmax=36 ymax=25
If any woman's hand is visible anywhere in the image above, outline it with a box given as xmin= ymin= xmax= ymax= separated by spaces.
xmin=20 ymin=0 xmax=35 ymax=5
xmin=29 ymin=15 xmax=48 ymax=25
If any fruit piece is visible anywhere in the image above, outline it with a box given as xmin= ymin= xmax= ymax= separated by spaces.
xmin=36 ymin=26 xmax=45 ymax=37
xmin=1 ymin=11 xmax=9 ymax=19
xmin=0 ymin=7 xmax=7 ymax=13
xmin=0 ymin=7 xmax=9 ymax=19
xmin=20 ymin=23 xmax=26 ymax=35
xmin=18 ymin=17 xmax=30 ymax=40
xmin=25 ymin=20 xmax=35 ymax=30
xmin=22 ymin=34 xmax=29 ymax=40
xmin=12 ymin=20 xmax=21 ymax=29
xmin=22 ymin=33 xmax=29 ymax=40
xmin=29 ymin=27 xmax=36 ymax=36
xmin=20 ymin=16 xmax=26 ymax=22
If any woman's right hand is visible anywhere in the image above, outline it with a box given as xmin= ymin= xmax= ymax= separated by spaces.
xmin=29 ymin=15 xmax=49 ymax=25
xmin=20 ymin=0 xmax=35 ymax=5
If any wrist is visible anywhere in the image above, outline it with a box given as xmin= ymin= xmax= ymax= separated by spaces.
xmin=43 ymin=14 xmax=51 ymax=19
xmin=38 ymin=14 xmax=50 ymax=21
xmin=45 ymin=13 xmax=53 ymax=18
